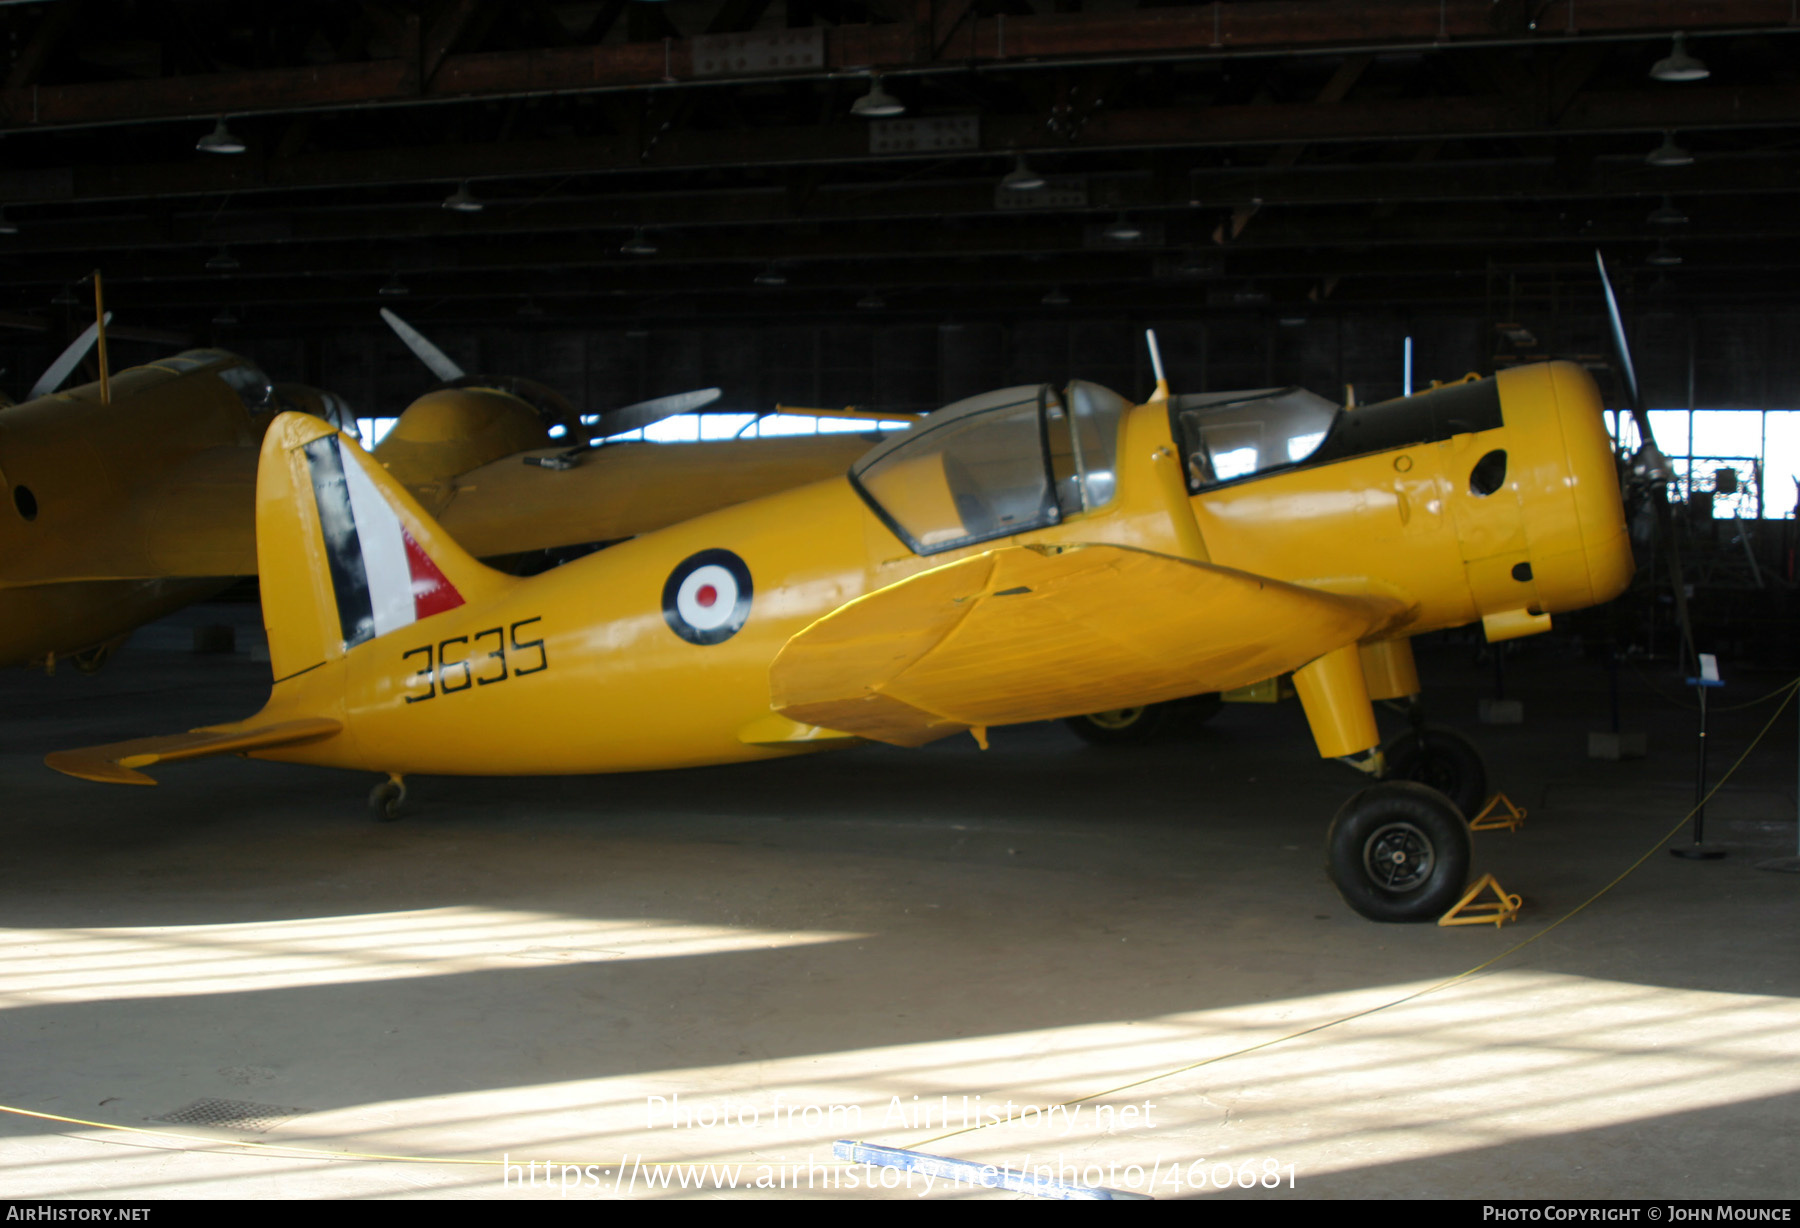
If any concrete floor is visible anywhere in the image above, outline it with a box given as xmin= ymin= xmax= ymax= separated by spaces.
xmin=0 ymin=604 xmax=1795 ymax=1200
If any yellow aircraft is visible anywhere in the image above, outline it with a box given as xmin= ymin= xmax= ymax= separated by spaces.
xmin=48 ymin=332 xmax=1633 ymax=922
xmin=0 ymin=309 xmax=883 ymax=671
xmin=0 ymin=344 xmax=348 ymax=671
xmin=364 ymin=307 xmax=892 ymax=566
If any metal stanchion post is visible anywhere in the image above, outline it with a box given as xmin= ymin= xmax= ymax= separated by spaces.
xmin=1672 ymin=653 xmax=1726 ymax=860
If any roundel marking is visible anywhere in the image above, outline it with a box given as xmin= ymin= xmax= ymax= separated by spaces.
xmin=663 ymin=549 xmax=753 ymax=645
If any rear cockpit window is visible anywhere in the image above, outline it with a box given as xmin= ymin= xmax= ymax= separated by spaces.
xmin=1051 ymin=380 xmax=1129 ymax=514
xmin=1174 ymin=387 xmax=1340 ymax=490
xmin=851 ymin=380 xmax=1129 ymax=556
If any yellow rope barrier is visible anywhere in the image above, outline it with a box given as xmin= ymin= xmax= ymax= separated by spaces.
xmin=4 ymin=677 xmax=1794 ymax=1172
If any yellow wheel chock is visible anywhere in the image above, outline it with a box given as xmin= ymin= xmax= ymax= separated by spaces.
xmin=1438 ymin=873 xmax=1523 ymax=927
xmin=1469 ymin=791 xmax=1526 ymax=832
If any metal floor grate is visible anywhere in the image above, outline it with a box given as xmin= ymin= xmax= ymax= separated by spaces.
xmin=155 ymin=1098 xmax=311 ymax=1133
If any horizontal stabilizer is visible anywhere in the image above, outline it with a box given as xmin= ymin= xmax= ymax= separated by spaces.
xmin=45 ymin=718 xmax=342 ymax=785
xmin=735 ymin=712 xmax=862 ymax=747
xmin=771 ymin=543 xmax=1407 ymax=747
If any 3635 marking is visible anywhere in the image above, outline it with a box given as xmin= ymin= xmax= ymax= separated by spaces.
xmin=402 ymin=616 xmax=547 ymax=703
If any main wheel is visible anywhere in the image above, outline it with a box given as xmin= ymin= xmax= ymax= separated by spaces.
xmin=1382 ymin=725 xmax=1487 ymax=819
xmin=1064 ymin=703 xmax=1169 ymax=746
xmin=369 ymin=777 xmax=407 ymax=821
xmin=1327 ymin=782 xmax=1471 ymax=923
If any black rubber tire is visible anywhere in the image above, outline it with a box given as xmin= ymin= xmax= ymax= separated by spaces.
xmin=1382 ymin=724 xmax=1488 ymax=819
xmin=1063 ymin=703 xmax=1170 ymax=746
xmin=369 ymin=779 xmax=407 ymax=821
xmin=1326 ymin=781 xmax=1472 ymax=923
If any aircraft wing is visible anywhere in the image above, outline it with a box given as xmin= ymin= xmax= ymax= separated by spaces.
xmin=771 ymin=543 xmax=1410 ymax=747
xmin=45 ymin=717 xmax=341 ymax=785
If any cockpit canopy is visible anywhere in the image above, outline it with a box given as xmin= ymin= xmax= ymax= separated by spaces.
xmin=150 ymin=350 xmax=277 ymax=414
xmin=851 ymin=380 xmax=1130 ymax=556
xmin=1172 ymin=387 xmax=1339 ymax=489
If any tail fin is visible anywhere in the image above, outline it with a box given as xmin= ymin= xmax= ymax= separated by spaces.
xmin=257 ymin=412 xmax=513 ymax=681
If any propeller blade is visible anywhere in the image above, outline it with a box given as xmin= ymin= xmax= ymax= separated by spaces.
xmin=590 ymin=388 xmax=722 ymax=439
xmin=29 ymin=312 xmax=112 ymax=400
xmin=1595 ymin=253 xmax=1697 ymax=674
xmin=1595 ymin=251 xmax=1641 ymax=416
xmin=1594 ymin=250 xmax=1672 ymax=483
xmin=379 ymin=308 xmax=465 ymax=383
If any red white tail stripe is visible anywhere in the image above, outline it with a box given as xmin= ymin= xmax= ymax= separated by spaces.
xmin=337 ymin=437 xmax=463 ymax=636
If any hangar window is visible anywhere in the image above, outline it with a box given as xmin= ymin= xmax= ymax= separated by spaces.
xmin=588 ymin=411 xmax=914 ymax=445
xmin=1174 ymin=387 xmax=1339 ymax=489
xmin=1611 ymin=408 xmax=1800 ymax=520
xmin=851 ymin=380 xmax=1128 ymax=555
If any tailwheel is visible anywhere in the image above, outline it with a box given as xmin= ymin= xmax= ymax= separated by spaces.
xmin=1381 ymin=724 xmax=1488 ymax=819
xmin=1063 ymin=695 xmax=1221 ymax=747
xmin=1327 ymin=782 xmax=1471 ymax=923
xmin=1064 ymin=704 xmax=1168 ymax=746
xmin=369 ymin=775 xmax=407 ymax=821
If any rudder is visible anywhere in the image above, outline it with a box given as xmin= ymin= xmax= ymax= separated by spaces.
xmin=257 ymin=412 xmax=512 ymax=681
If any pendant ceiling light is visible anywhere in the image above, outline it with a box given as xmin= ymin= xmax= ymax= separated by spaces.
xmin=850 ymin=76 xmax=904 ymax=118
xmin=1645 ymin=131 xmax=1694 ymax=167
xmin=442 ymin=182 xmax=484 ymax=213
xmin=196 ymin=118 xmax=246 ymax=155
xmin=1649 ymin=33 xmax=1709 ymax=83
xmin=1000 ymin=154 xmax=1046 ymax=192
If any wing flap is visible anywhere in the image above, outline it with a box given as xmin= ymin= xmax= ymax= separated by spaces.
xmin=46 ymin=718 xmax=342 ymax=785
xmin=771 ymin=543 xmax=1409 ymax=746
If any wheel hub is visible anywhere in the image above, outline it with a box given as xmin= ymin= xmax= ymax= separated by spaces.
xmin=1362 ymin=820 xmax=1435 ymax=891
xmin=1086 ymin=707 xmax=1144 ymax=730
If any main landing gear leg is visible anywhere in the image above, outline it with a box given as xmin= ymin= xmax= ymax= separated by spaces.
xmin=1365 ymin=638 xmax=1492 ymax=820
xmin=1298 ymin=644 xmax=1473 ymax=922
xmin=369 ymin=773 xmax=408 ymax=821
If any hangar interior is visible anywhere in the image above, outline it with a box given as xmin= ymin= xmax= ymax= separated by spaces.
xmin=0 ymin=0 xmax=1795 ymax=1201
